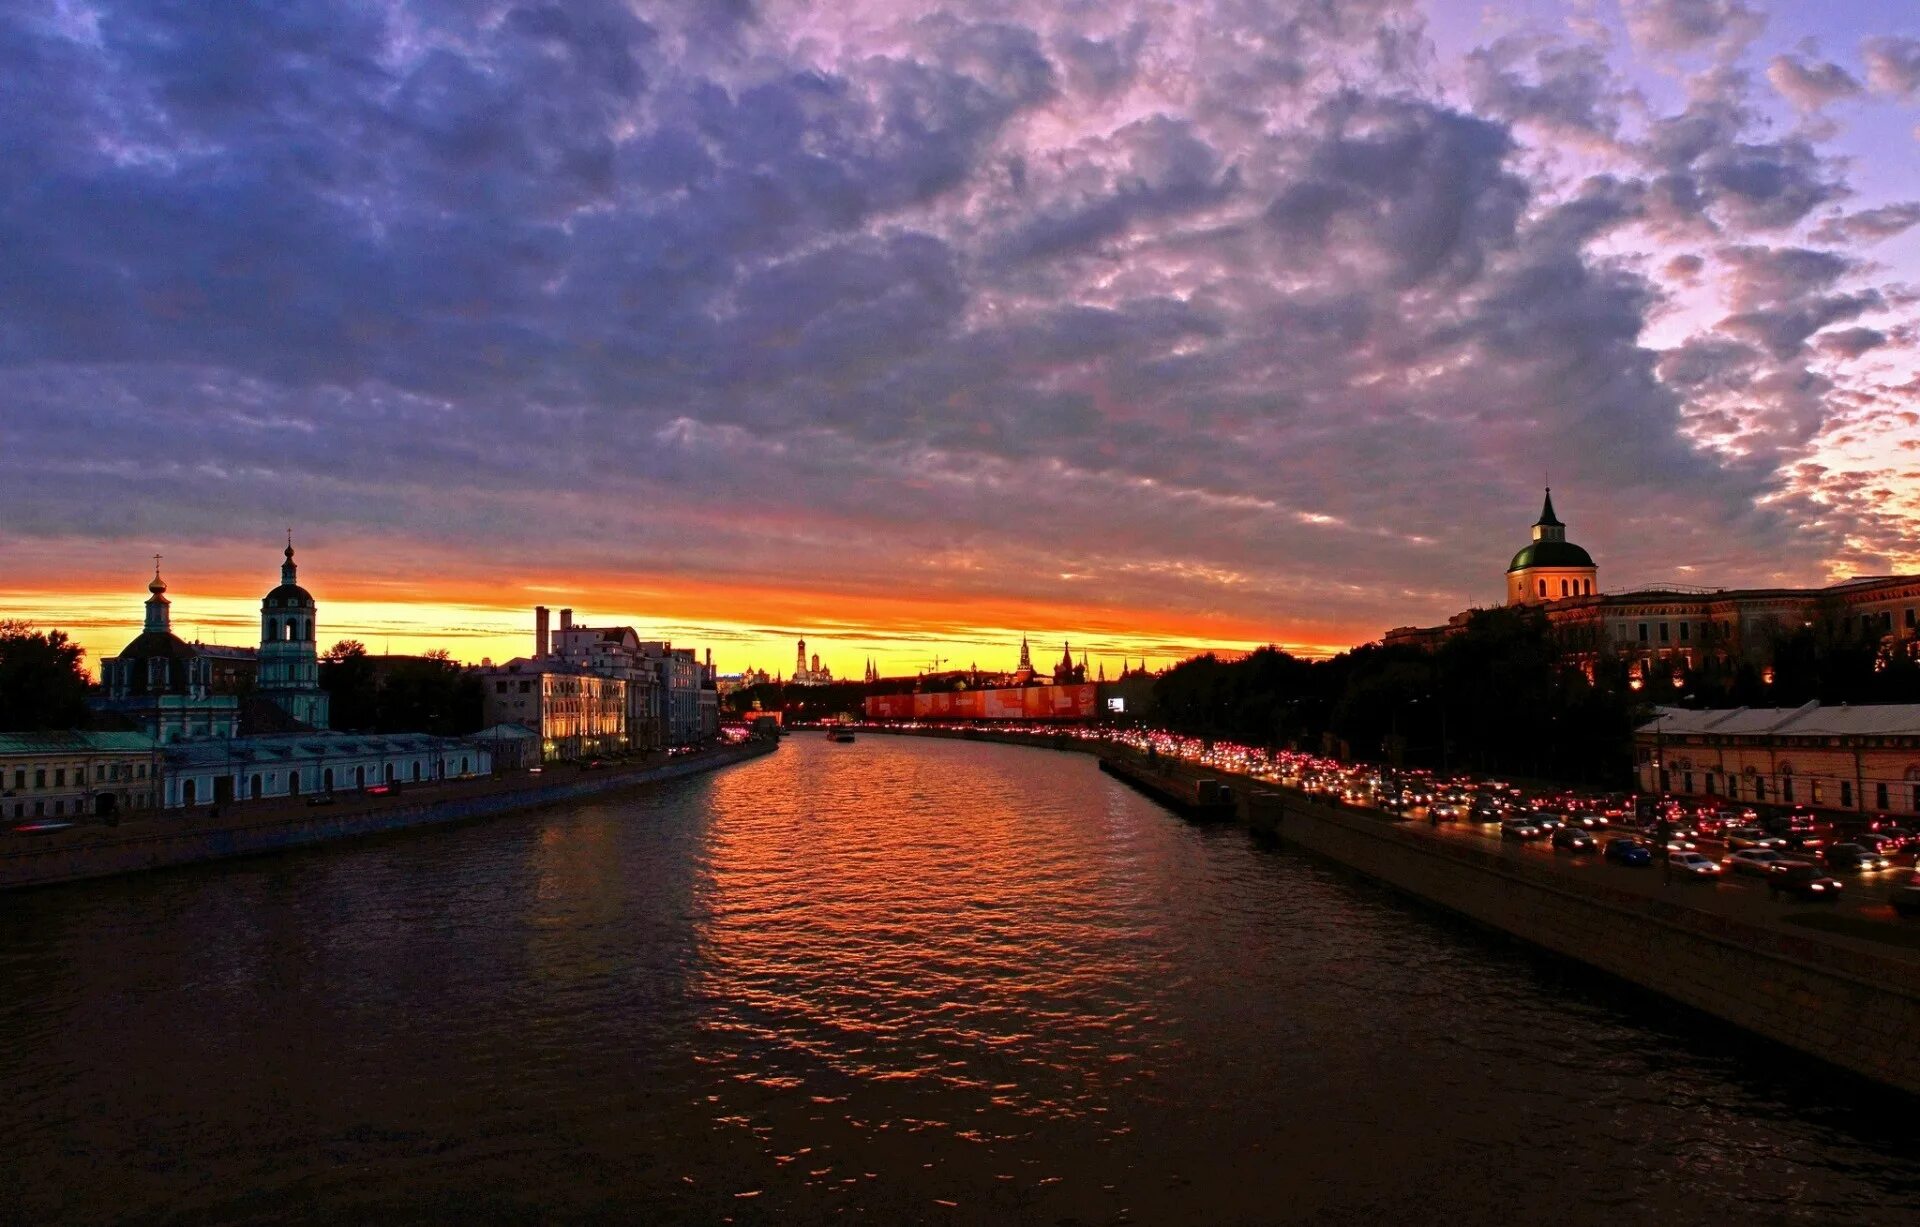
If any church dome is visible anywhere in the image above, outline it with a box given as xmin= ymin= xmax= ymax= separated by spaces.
xmin=264 ymin=583 xmax=314 ymax=607
xmin=1507 ymin=540 xmax=1596 ymax=572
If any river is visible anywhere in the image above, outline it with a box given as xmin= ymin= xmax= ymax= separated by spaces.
xmin=2 ymin=734 xmax=1916 ymax=1224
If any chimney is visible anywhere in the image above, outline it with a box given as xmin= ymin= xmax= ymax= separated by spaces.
xmin=705 ymin=648 xmax=712 ymax=669
xmin=560 ymin=608 xmax=573 ymax=633
xmin=536 ymin=606 xmax=550 ymax=658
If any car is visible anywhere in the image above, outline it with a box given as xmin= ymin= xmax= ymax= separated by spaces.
xmin=1604 ymin=838 xmax=1653 ymax=866
xmin=1669 ymin=850 xmax=1722 ymax=879
xmin=1529 ymin=812 xmax=1568 ymax=833
xmin=1469 ymin=799 xmax=1505 ymax=823
xmin=10 ymin=820 xmax=76 ymax=835
xmin=1766 ymin=862 xmax=1843 ymax=901
xmin=1562 ymin=811 xmax=1607 ymax=829
xmin=1892 ymin=871 xmax=1920 ymax=918
xmin=1662 ymin=834 xmax=1699 ymax=853
xmin=1725 ymin=827 xmax=1786 ymax=850
xmin=1725 ymin=848 xmax=1787 ymax=876
xmin=1856 ymin=833 xmax=1902 ymax=857
xmin=1500 ymin=818 xmax=1544 ymax=842
xmin=1822 ymin=843 xmax=1891 ymax=873
xmin=1551 ymin=827 xmax=1596 ymax=853
xmin=305 ymin=793 xmax=337 ymax=807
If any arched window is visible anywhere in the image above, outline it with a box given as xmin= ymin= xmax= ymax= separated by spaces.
xmin=411 ymin=760 xmax=421 ymax=782
xmin=461 ymin=756 xmax=470 ymax=774
xmin=250 ymin=774 xmax=262 ymax=799
xmin=356 ymin=765 xmax=366 ymax=789
xmin=183 ymin=778 xmax=196 ymax=806
xmin=384 ymin=763 xmax=395 ymax=783
xmin=288 ymin=769 xmax=301 ymax=797
xmin=284 ymin=622 xmax=294 ymax=642
xmin=265 ymin=618 xmax=277 ymax=642
xmin=1538 ymin=579 xmax=1547 ymax=597
xmin=323 ymin=767 xmax=334 ymax=791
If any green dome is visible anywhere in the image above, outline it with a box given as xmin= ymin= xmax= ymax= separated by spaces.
xmin=1508 ymin=540 xmax=1596 ymax=572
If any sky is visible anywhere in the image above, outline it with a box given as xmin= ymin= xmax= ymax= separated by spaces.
xmin=2 ymin=0 xmax=1919 ymax=680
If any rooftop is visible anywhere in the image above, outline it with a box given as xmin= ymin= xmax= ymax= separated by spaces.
xmin=1642 ymin=702 xmax=1920 ymax=738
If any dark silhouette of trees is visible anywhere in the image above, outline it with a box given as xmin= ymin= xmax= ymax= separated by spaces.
xmin=0 ymin=621 xmax=91 ymax=731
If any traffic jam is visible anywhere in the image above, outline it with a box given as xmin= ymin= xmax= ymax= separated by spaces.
xmin=877 ymin=722 xmax=1920 ymax=921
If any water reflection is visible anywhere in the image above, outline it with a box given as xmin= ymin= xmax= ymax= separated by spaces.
xmin=0 ymin=734 xmax=1915 ymax=1224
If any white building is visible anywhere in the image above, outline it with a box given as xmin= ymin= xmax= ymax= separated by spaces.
xmin=163 ymin=732 xmax=488 ymax=809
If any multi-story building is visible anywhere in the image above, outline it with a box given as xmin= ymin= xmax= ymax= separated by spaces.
xmin=474 ymin=657 xmax=626 ymax=761
xmin=1636 ymin=702 xmax=1920 ymax=818
xmin=0 ymin=731 xmax=163 ymax=822
xmin=1385 ymin=491 xmax=1920 ymax=684
xmin=542 ymin=607 xmax=664 ymax=752
xmin=642 ymin=642 xmax=704 ymax=747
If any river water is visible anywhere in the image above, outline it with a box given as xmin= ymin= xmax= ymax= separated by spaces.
xmin=2 ymin=735 xmax=1916 ymax=1224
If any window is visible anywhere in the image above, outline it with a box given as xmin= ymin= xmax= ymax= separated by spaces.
xmin=1907 ymin=608 xmax=1915 ymax=629
xmin=1880 ymin=782 xmax=1893 ymax=810
xmin=495 ymin=681 xmax=508 ymax=694
xmin=54 ymin=768 xmax=65 ymax=787
xmin=1783 ymin=777 xmax=1795 ymax=803
xmin=1683 ymin=771 xmax=1693 ymax=793
xmin=1538 ymin=580 xmax=1547 ymax=597
xmin=519 ymin=681 xmax=532 ymax=694
xmin=1841 ymin=781 xmax=1853 ymax=808
xmin=11 ymin=769 xmax=22 ymax=789
xmin=1560 ymin=580 xmax=1569 ymax=597
xmin=96 ymin=765 xmax=105 ymax=781
xmin=1679 ymin=623 xmax=1690 ymax=642
xmin=34 ymin=769 xmax=45 ymax=789
xmin=288 ymin=770 xmax=301 ymax=797
xmin=1659 ymin=623 xmax=1670 ymax=642
xmin=1639 ymin=623 xmax=1649 ymax=643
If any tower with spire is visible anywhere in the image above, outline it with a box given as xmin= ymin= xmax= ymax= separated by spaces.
xmin=1505 ymin=488 xmax=1597 ymax=607
xmin=1012 ymin=636 xmax=1035 ymax=684
xmin=93 ymin=556 xmax=242 ymax=741
xmin=256 ymin=534 xmax=330 ymax=729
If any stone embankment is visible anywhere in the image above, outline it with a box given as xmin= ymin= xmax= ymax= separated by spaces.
xmin=865 ymin=725 xmax=1920 ymax=1097
xmin=0 ymin=738 xmax=776 ymax=892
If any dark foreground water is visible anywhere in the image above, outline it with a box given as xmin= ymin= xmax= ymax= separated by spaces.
xmin=3 ymin=736 xmax=1917 ymax=1225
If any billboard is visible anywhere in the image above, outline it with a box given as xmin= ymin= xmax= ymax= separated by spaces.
xmin=863 ymin=684 xmax=1098 ymax=722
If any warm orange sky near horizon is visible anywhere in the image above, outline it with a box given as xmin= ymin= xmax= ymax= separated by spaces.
xmin=0 ymin=557 xmax=1340 ymax=683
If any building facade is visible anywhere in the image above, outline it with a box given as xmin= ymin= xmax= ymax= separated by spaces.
xmin=475 ymin=657 xmax=627 ymax=761
xmin=163 ymin=732 xmax=488 ymax=809
xmin=545 ymin=608 xmax=665 ymax=752
xmin=0 ymin=731 xmax=163 ymax=821
xmin=1636 ymin=703 xmax=1920 ymax=818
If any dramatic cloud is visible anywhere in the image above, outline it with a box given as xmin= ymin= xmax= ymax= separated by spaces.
xmin=1862 ymin=35 xmax=1920 ymax=99
xmin=1 ymin=0 xmax=1917 ymax=668
xmin=1765 ymin=52 xmax=1862 ymax=112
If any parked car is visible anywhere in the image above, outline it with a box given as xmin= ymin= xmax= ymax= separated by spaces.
xmin=1823 ymin=843 xmax=1891 ymax=874
xmin=1766 ymin=861 xmax=1843 ymax=901
xmin=1604 ymin=838 xmax=1653 ymax=866
xmin=1725 ymin=848 xmax=1788 ymax=877
xmin=1669 ymin=850 xmax=1723 ymax=880
xmin=1551 ymin=827 xmax=1597 ymax=853
xmin=304 ymin=793 xmax=337 ymax=807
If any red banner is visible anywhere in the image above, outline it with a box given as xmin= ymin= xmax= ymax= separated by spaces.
xmin=864 ymin=684 xmax=1097 ymax=722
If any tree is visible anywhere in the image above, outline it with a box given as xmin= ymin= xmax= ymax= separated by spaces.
xmin=0 ymin=621 xmax=91 ymax=731
xmin=319 ymin=640 xmax=377 ymax=730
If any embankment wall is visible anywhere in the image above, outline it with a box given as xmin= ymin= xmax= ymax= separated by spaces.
xmin=1 ymin=739 xmax=775 ymax=892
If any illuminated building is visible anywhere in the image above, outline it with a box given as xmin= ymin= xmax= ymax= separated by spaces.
xmin=789 ymin=639 xmax=834 ymax=686
xmin=475 ymin=657 xmax=627 ymax=761
xmin=1637 ymin=703 xmax=1920 ymax=817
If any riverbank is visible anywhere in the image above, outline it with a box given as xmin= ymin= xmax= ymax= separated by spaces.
xmin=0 ymin=737 xmax=776 ymax=892
xmin=863 ymin=724 xmax=1920 ymax=1097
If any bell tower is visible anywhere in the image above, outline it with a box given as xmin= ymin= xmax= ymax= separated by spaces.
xmin=257 ymin=534 xmax=331 ymax=729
